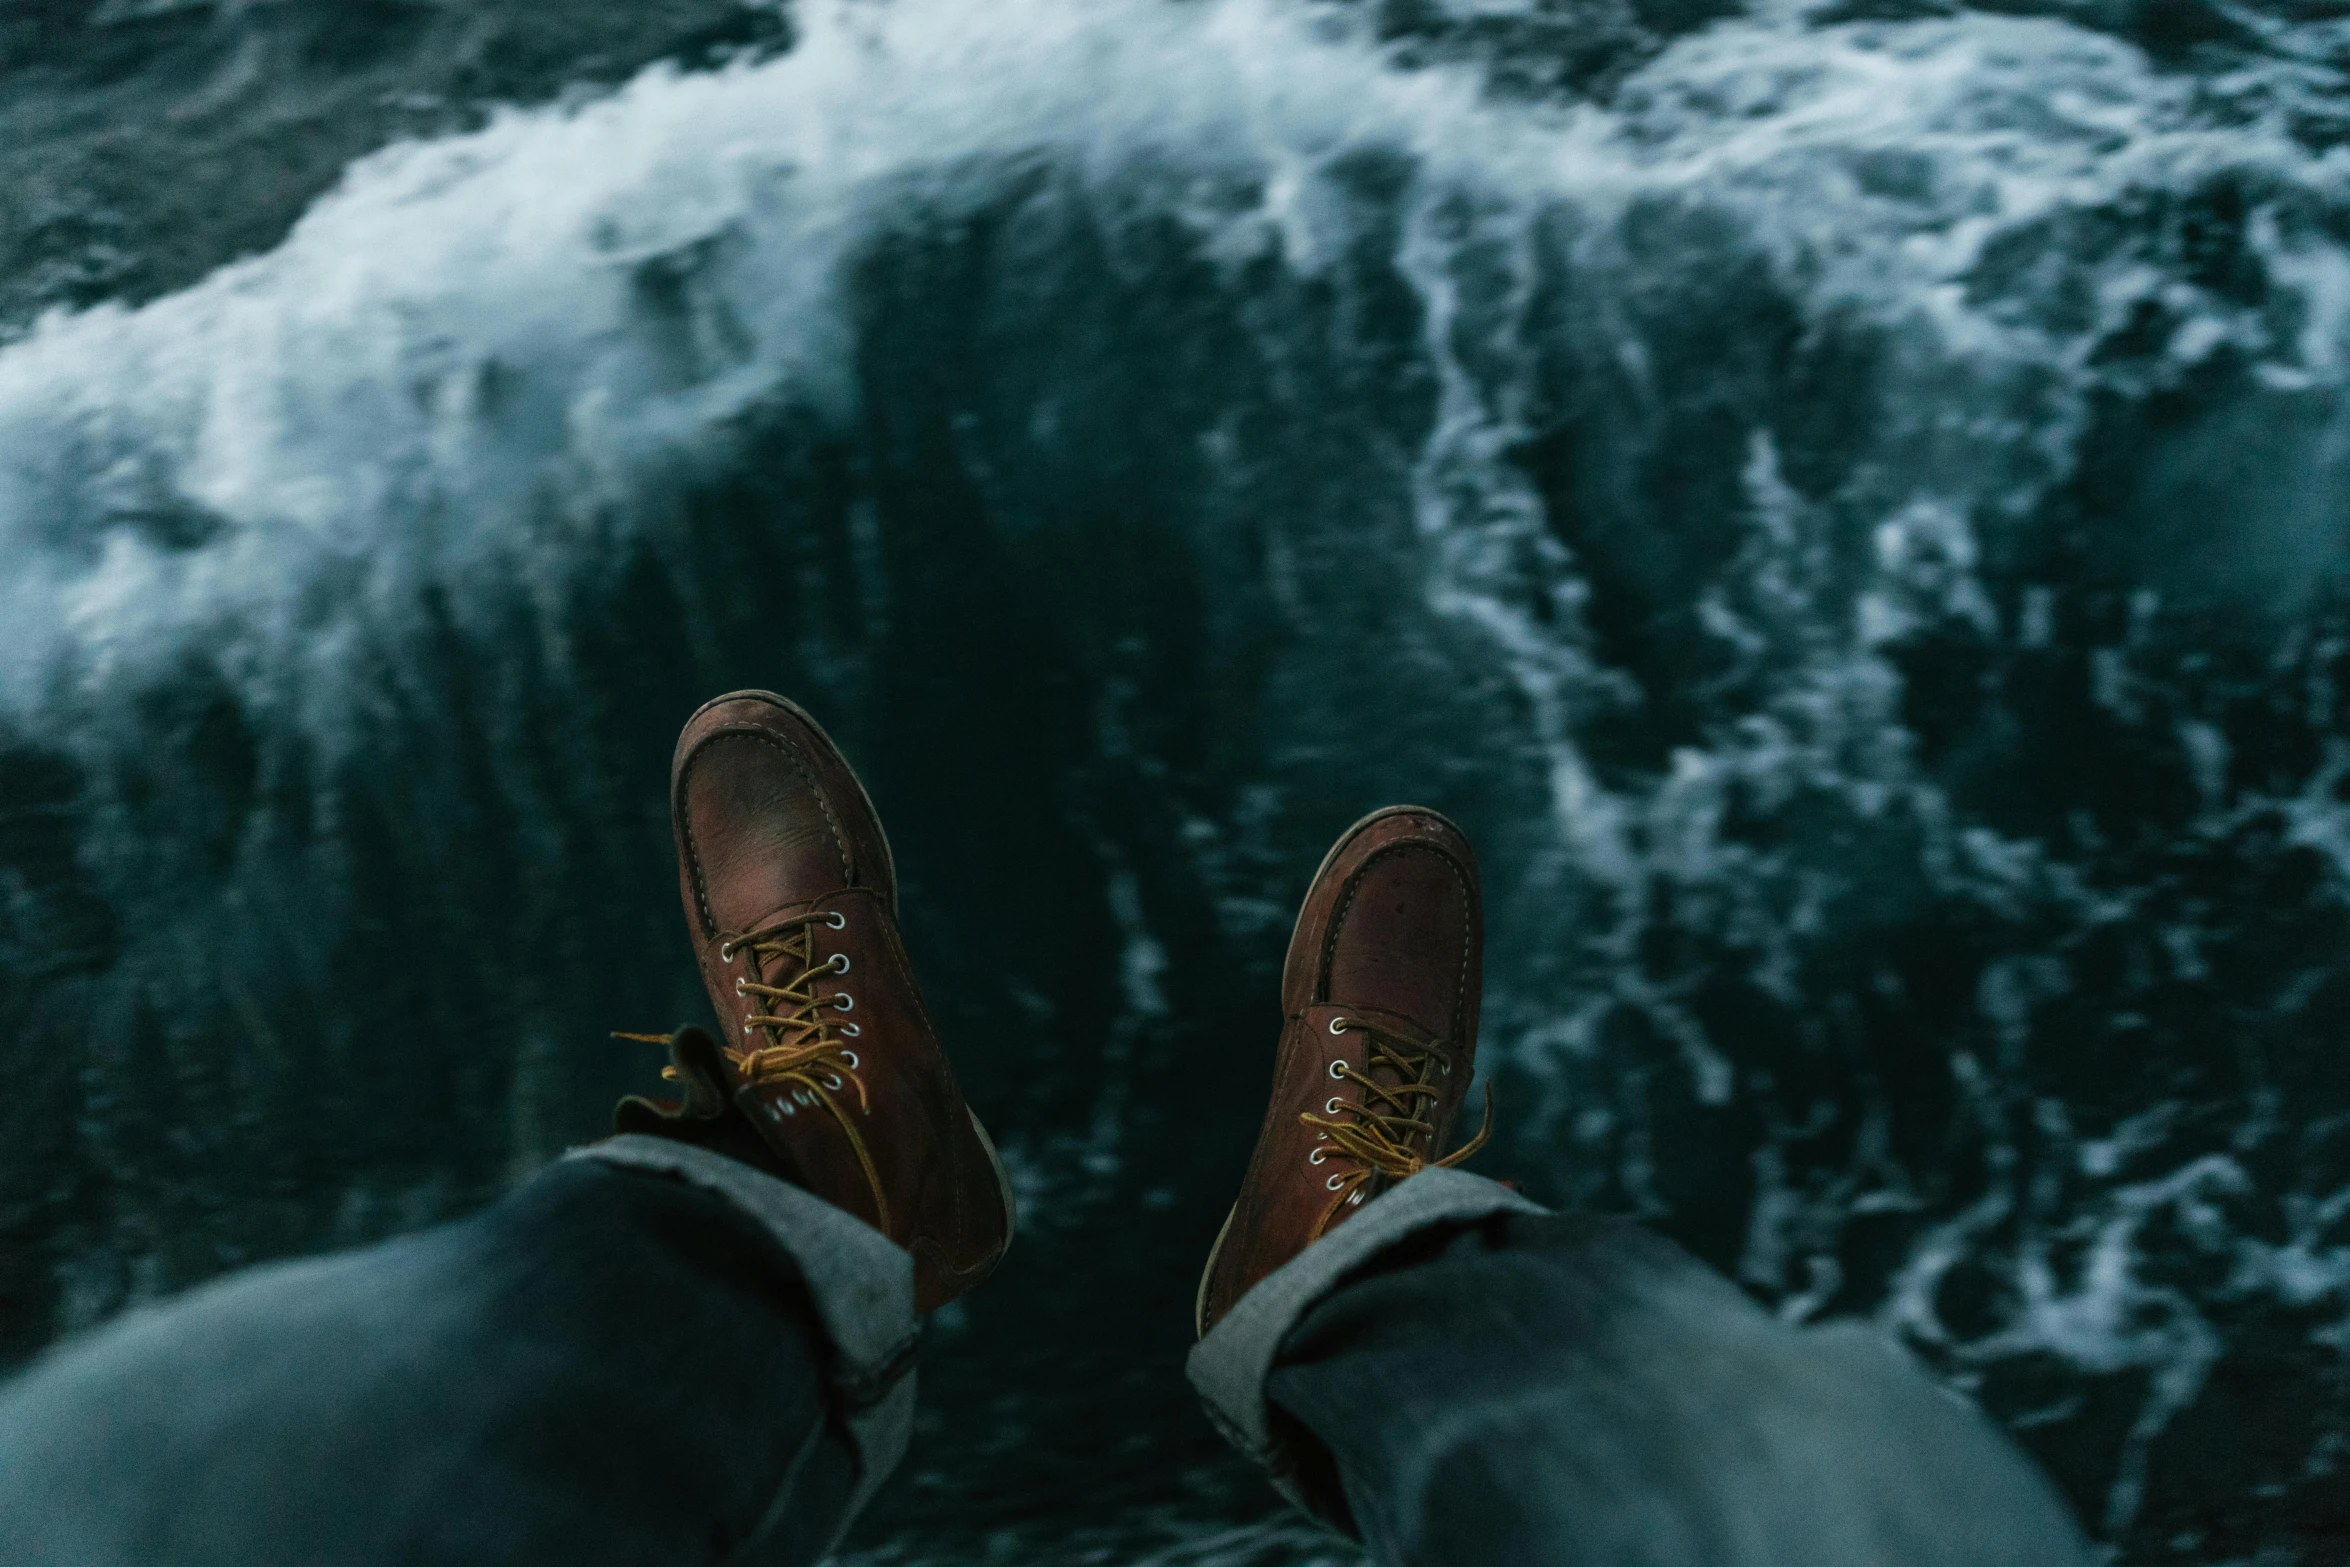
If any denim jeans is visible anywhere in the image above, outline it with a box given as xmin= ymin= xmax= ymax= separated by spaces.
xmin=0 ymin=1143 xmax=2090 ymax=1566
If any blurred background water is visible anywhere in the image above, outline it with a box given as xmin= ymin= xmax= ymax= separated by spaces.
xmin=3 ymin=0 xmax=2349 ymax=1560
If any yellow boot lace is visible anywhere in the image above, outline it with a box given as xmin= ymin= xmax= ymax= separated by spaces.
xmin=625 ymin=911 xmax=887 ymax=1232
xmin=1296 ymin=1015 xmax=1493 ymax=1239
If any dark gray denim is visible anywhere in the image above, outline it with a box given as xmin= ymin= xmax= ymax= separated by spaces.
xmin=0 ymin=1154 xmax=2089 ymax=1566
xmin=1191 ymin=1168 xmax=2091 ymax=1567
xmin=1292 ymin=1216 xmax=2089 ymax=1563
xmin=0 ymin=1138 xmax=910 ymax=1567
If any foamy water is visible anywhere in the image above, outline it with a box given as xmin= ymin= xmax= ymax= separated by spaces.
xmin=5 ymin=0 xmax=2348 ymax=1556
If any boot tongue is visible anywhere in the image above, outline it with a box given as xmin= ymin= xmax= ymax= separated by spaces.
xmin=1316 ymin=1002 xmax=1441 ymax=1055
xmin=1304 ymin=1001 xmax=1446 ymax=1139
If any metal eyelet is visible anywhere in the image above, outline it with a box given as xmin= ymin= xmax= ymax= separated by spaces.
xmin=826 ymin=911 xmax=847 ymax=929
xmin=1310 ymin=1148 xmax=1328 ymax=1165
xmin=823 ymin=1074 xmax=844 ymax=1091
xmin=718 ymin=941 xmax=738 ymax=962
xmin=1325 ymin=1097 xmax=1343 ymax=1114
xmin=1440 ymin=1059 xmax=1452 ymax=1075
xmin=830 ymin=953 xmax=851 ymax=973
xmin=839 ymin=1024 xmax=862 ymax=1038
xmin=834 ymin=993 xmax=855 ymax=1012
xmin=742 ymin=1023 xmax=754 ymax=1035
xmin=1328 ymin=1060 xmax=1346 ymax=1080
xmin=1328 ymin=1017 xmax=1349 ymax=1035
xmin=1348 ymin=1191 xmax=1365 ymax=1206
xmin=778 ymin=1101 xmax=796 ymax=1117
xmin=734 ymin=977 xmax=748 ymax=997
xmin=840 ymin=1051 xmax=859 ymax=1069
xmin=1325 ymin=1174 xmax=1346 ymax=1192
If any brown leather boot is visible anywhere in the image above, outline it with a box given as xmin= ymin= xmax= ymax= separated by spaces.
xmin=626 ymin=689 xmax=1014 ymax=1312
xmin=1194 ymin=806 xmax=1491 ymax=1336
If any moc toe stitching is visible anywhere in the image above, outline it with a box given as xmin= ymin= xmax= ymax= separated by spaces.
xmin=676 ymin=726 xmax=855 ymax=939
xmin=1316 ymin=841 xmax=1477 ymax=1040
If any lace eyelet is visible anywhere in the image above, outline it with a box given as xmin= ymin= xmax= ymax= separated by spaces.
xmin=1310 ymin=1148 xmax=1328 ymax=1165
xmin=718 ymin=941 xmax=738 ymax=962
xmin=830 ymin=952 xmax=851 ymax=973
xmin=839 ymin=1024 xmax=862 ymax=1038
xmin=1348 ymin=1191 xmax=1365 ymax=1205
xmin=1440 ymin=1059 xmax=1452 ymax=1075
xmin=834 ymin=993 xmax=855 ymax=1012
xmin=827 ymin=911 xmax=847 ymax=929
xmin=1325 ymin=1174 xmax=1346 ymax=1192
xmin=1328 ymin=1016 xmax=1349 ymax=1036
xmin=1325 ymin=1097 xmax=1342 ymax=1114
xmin=823 ymin=1074 xmax=844 ymax=1091
xmin=1328 ymin=1061 xmax=1346 ymax=1080
xmin=742 ymin=1023 xmax=754 ymax=1035
xmin=840 ymin=1050 xmax=859 ymax=1069
xmin=778 ymin=1101 xmax=796 ymax=1117
xmin=734 ymin=977 xmax=748 ymax=997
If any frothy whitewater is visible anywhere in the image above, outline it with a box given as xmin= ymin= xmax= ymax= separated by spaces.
xmin=3 ymin=0 xmax=2348 ymax=1559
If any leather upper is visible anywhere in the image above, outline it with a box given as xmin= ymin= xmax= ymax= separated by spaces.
xmin=672 ymin=691 xmax=1011 ymax=1312
xmin=1198 ymin=806 xmax=1483 ymax=1335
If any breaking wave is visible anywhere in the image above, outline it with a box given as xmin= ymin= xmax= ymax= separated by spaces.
xmin=4 ymin=0 xmax=2349 ymax=1557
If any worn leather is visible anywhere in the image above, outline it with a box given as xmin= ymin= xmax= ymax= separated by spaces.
xmin=669 ymin=690 xmax=1011 ymax=1312
xmin=1198 ymin=806 xmax=1483 ymax=1336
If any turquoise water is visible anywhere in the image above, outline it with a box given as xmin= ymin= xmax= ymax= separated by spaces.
xmin=3 ymin=1 xmax=2349 ymax=1558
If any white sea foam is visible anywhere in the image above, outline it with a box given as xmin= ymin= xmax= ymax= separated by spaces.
xmin=5 ymin=0 xmax=2337 ymax=733
xmin=0 ymin=0 xmax=1475 ymax=726
xmin=6 ymin=0 xmax=2350 ymax=1538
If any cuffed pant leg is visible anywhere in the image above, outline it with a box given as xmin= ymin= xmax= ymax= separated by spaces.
xmin=0 ymin=1135 xmax=917 ymax=1567
xmin=1190 ymin=1170 xmax=2091 ymax=1567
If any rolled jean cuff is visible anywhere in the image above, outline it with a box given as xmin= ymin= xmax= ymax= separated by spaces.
xmin=1184 ymin=1167 xmax=1548 ymax=1526
xmin=567 ymin=1135 xmax=918 ymax=1530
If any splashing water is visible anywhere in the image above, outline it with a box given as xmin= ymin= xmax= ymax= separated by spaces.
xmin=3 ymin=0 xmax=2349 ymax=1558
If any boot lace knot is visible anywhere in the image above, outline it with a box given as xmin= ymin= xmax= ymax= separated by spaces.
xmin=719 ymin=912 xmax=866 ymax=1095
xmin=650 ymin=911 xmax=890 ymax=1232
xmin=1297 ymin=1015 xmax=1492 ymax=1239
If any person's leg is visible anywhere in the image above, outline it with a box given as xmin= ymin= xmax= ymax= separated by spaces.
xmin=1228 ymin=1175 xmax=2091 ymax=1567
xmin=0 ymin=1134 xmax=915 ymax=1567
xmin=1190 ymin=806 xmax=2091 ymax=1566
xmin=0 ymin=687 xmax=1017 ymax=1567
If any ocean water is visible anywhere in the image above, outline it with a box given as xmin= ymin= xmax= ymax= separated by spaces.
xmin=2 ymin=0 xmax=2348 ymax=1559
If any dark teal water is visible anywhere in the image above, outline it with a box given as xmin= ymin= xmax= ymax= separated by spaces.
xmin=3 ymin=1 xmax=2349 ymax=1559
